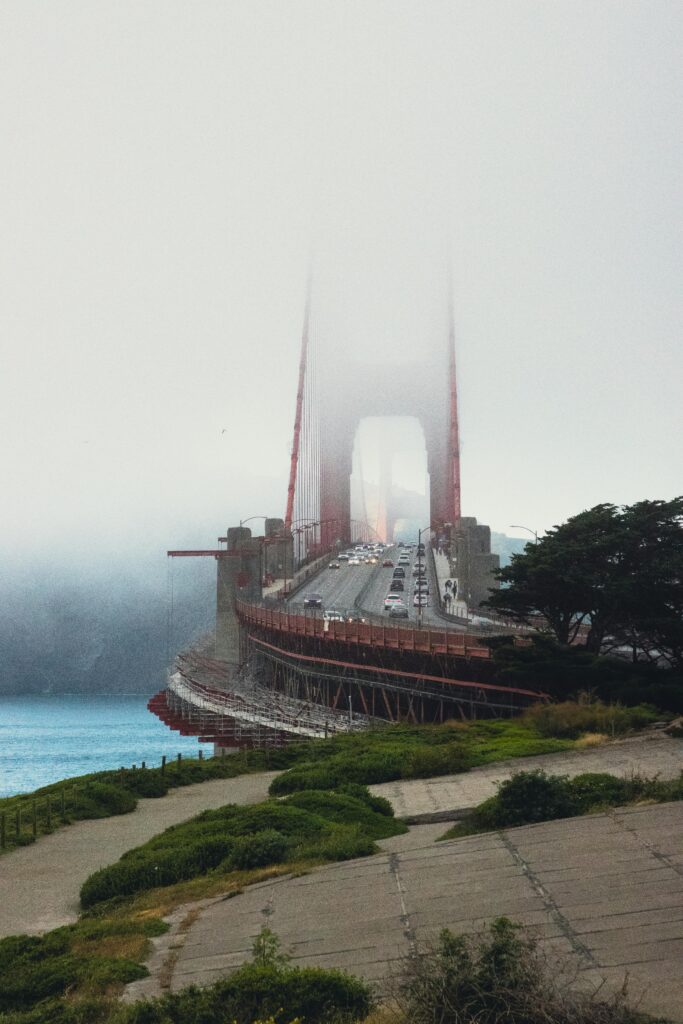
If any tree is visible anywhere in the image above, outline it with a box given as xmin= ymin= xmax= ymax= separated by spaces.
xmin=484 ymin=498 xmax=683 ymax=666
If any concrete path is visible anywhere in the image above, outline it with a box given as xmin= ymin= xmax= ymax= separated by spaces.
xmin=371 ymin=735 xmax=683 ymax=819
xmin=0 ymin=772 xmax=277 ymax=937
xmin=126 ymin=802 xmax=683 ymax=1023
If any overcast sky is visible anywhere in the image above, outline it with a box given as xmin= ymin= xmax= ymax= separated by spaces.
xmin=1 ymin=0 xmax=681 ymax=569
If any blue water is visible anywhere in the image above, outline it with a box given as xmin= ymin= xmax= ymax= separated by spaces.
xmin=0 ymin=695 xmax=213 ymax=797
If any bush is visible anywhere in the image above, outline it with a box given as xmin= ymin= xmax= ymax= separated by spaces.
xmin=336 ymin=782 xmax=395 ymax=817
xmin=568 ymin=772 xmax=630 ymax=811
xmin=403 ymin=744 xmax=470 ymax=779
xmin=122 ymin=962 xmax=372 ymax=1024
xmin=80 ymin=834 xmax=236 ymax=907
xmin=269 ymin=767 xmax=338 ymax=796
xmin=469 ymin=771 xmax=578 ymax=830
xmin=226 ymin=830 xmax=290 ymax=871
xmin=392 ymin=916 xmax=660 ymax=1023
xmin=293 ymin=824 xmax=377 ymax=863
xmin=72 ymin=782 xmax=137 ymax=819
xmin=523 ymin=701 xmax=660 ymax=740
xmin=284 ymin=791 xmax=406 ymax=840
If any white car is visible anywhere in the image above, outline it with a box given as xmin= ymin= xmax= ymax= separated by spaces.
xmin=384 ymin=594 xmax=404 ymax=609
xmin=348 ymin=556 xmax=361 ymax=565
xmin=413 ymin=593 xmax=429 ymax=607
xmin=323 ymin=609 xmax=345 ymax=622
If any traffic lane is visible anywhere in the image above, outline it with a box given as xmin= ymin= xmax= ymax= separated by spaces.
xmin=359 ymin=551 xmax=462 ymax=629
xmin=287 ymin=559 xmax=381 ymax=612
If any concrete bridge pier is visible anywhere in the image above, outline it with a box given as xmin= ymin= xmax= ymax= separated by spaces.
xmin=215 ymin=526 xmax=263 ymax=668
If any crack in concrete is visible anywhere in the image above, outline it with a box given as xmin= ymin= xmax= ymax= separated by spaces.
xmin=388 ymin=852 xmax=416 ymax=956
xmin=499 ymin=832 xmax=597 ymax=968
xmin=609 ymin=810 xmax=683 ymax=878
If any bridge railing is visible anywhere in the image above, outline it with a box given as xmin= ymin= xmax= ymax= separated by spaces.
xmin=236 ymin=599 xmax=493 ymax=660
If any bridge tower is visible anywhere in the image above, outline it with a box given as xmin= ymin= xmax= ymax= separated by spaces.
xmin=284 ymin=288 xmax=462 ymax=552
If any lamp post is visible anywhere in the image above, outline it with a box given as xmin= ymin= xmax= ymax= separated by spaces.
xmin=509 ymin=524 xmax=538 ymax=545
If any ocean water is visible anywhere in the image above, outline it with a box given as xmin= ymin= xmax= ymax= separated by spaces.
xmin=0 ymin=694 xmax=212 ymax=797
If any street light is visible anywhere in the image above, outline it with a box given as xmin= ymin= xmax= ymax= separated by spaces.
xmin=509 ymin=524 xmax=538 ymax=544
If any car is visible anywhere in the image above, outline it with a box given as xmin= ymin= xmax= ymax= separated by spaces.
xmin=303 ymin=593 xmax=323 ymax=608
xmin=389 ymin=580 xmax=404 ymax=592
xmin=388 ymin=603 xmax=409 ymax=619
xmin=413 ymin=593 xmax=428 ymax=607
xmin=384 ymin=594 xmax=403 ymax=609
xmin=392 ymin=567 xmax=405 ymax=578
xmin=328 ymin=561 xmax=340 ymax=569
xmin=345 ymin=612 xmax=367 ymax=624
xmin=338 ymin=553 xmax=349 ymax=562
xmin=382 ymin=559 xmax=394 ymax=568
xmin=323 ymin=609 xmax=345 ymax=622
xmin=413 ymin=567 xmax=426 ymax=577
xmin=348 ymin=556 xmax=361 ymax=565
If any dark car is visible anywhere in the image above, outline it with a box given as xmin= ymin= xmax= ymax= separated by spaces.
xmin=389 ymin=580 xmax=405 ymax=592
xmin=303 ymin=593 xmax=323 ymax=608
xmin=382 ymin=559 xmax=394 ymax=568
xmin=392 ymin=567 xmax=405 ymax=578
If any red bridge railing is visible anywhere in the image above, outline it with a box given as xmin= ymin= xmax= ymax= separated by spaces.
xmin=236 ymin=600 xmax=492 ymax=660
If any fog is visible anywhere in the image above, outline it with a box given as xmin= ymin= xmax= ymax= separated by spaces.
xmin=1 ymin=2 xmax=681 ymax=683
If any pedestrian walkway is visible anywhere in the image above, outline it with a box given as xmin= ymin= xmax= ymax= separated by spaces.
xmin=371 ymin=734 xmax=683 ymax=819
xmin=125 ymin=802 xmax=683 ymax=1023
xmin=0 ymin=772 xmax=276 ymax=937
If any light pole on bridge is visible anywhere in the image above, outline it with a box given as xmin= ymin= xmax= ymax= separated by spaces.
xmin=509 ymin=524 xmax=539 ymax=545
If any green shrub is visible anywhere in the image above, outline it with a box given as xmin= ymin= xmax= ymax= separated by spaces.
xmin=568 ymin=772 xmax=630 ymax=811
xmin=523 ymin=701 xmax=660 ymax=739
xmin=269 ymin=767 xmax=339 ymax=795
xmin=394 ymin=916 xmax=656 ymax=1023
xmin=118 ymin=771 xmax=169 ymax=799
xmin=293 ymin=824 xmax=377 ymax=863
xmin=284 ymin=791 xmax=406 ymax=840
xmin=72 ymin=782 xmax=137 ymax=819
xmin=122 ymin=962 xmax=372 ymax=1024
xmin=336 ymin=782 xmax=395 ymax=817
xmin=403 ymin=744 xmax=470 ymax=779
xmin=472 ymin=771 xmax=578 ymax=829
xmin=226 ymin=830 xmax=290 ymax=871
xmin=80 ymin=834 xmax=236 ymax=907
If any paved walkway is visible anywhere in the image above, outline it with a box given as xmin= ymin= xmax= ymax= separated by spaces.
xmin=371 ymin=735 xmax=683 ymax=819
xmin=126 ymin=802 xmax=683 ymax=1022
xmin=0 ymin=772 xmax=277 ymax=937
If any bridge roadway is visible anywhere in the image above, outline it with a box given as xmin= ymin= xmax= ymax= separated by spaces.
xmin=286 ymin=544 xmax=458 ymax=630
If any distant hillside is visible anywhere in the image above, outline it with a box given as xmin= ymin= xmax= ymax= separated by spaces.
xmin=0 ymin=562 xmax=213 ymax=696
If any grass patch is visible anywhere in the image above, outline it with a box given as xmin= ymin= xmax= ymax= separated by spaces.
xmin=439 ymin=769 xmax=683 ymax=839
xmin=3 ymin=705 xmax=651 ymax=854
xmin=268 ymin=720 xmax=575 ymax=797
xmin=522 ymin=701 xmax=661 ymax=739
xmin=80 ymin=787 xmax=406 ymax=909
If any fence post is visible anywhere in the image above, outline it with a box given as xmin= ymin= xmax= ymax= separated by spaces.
xmin=141 ymin=761 xmax=146 ymax=770
xmin=177 ymin=753 xmax=182 ymax=766
xmin=161 ymin=755 xmax=166 ymax=775
xmin=198 ymin=749 xmax=203 ymax=761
